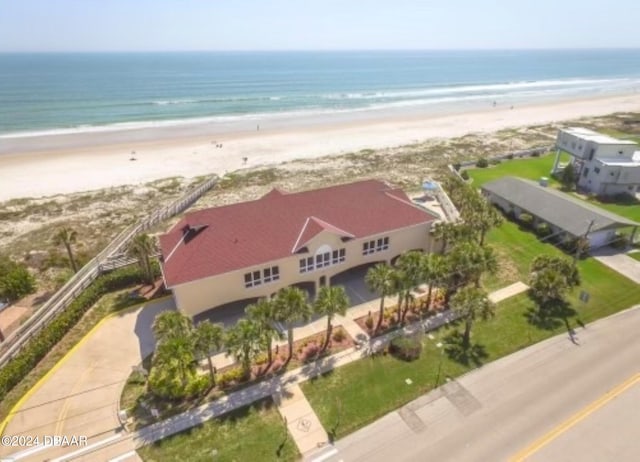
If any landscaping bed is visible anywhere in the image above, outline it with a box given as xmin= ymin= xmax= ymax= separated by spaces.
xmin=122 ymin=326 xmax=354 ymax=429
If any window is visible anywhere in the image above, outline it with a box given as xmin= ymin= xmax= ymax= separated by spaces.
xmin=245 ymin=266 xmax=279 ymax=287
xmin=332 ymin=248 xmax=346 ymax=264
xmin=363 ymin=236 xmax=389 ymax=255
xmin=300 ymin=248 xmax=345 ymax=273
xmin=299 ymin=257 xmax=314 ymax=273
xmin=583 ymin=168 xmax=589 ymax=178
xmin=263 ymin=266 xmax=280 ymax=283
xmin=588 ymin=148 xmax=595 ymax=161
xmin=244 ymin=270 xmax=262 ymax=288
xmin=594 ymin=167 xmax=600 ymax=174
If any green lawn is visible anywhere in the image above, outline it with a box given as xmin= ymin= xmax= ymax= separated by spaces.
xmin=466 ymin=153 xmax=565 ymax=188
xmin=466 ymin=154 xmax=640 ymax=222
xmin=137 ymin=399 xmax=298 ymax=462
xmin=629 ymin=252 xmax=640 ymax=262
xmin=302 ymin=221 xmax=640 ymax=440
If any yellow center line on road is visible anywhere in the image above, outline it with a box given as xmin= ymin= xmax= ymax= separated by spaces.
xmin=510 ymin=372 xmax=640 ymax=462
xmin=54 ymin=366 xmax=95 ymax=436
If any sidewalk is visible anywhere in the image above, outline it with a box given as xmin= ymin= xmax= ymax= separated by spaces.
xmin=29 ymin=281 xmax=526 ymax=461
xmin=274 ymin=384 xmax=329 ymax=455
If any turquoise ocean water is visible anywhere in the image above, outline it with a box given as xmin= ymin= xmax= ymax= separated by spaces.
xmin=1 ymin=50 xmax=640 ymax=137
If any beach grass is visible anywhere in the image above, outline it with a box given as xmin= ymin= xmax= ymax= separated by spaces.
xmin=137 ymin=398 xmax=298 ymax=462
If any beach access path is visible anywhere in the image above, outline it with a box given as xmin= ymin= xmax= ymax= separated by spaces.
xmin=1 ymin=281 xmax=529 ymax=462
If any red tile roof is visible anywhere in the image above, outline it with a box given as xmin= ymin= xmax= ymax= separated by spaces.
xmin=159 ymin=179 xmax=437 ymax=287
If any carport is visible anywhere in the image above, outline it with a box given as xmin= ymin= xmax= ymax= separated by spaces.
xmin=193 ymin=297 xmax=260 ymax=328
xmin=330 ymin=262 xmax=382 ymax=306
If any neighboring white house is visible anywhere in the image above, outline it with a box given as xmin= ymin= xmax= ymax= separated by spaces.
xmin=553 ymin=127 xmax=640 ymax=196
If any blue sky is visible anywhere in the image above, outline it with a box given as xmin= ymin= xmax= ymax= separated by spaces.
xmin=1 ymin=0 xmax=639 ymax=52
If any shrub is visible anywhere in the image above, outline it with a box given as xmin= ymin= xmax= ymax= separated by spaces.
xmin=506 ymin=153 xmax=514 ymax=160
xmin=389 ymin=335 xmax=423 ymax=361
xmin=332 ymin=329 xmax=346 ymax=343
xmin=518 ymin=213 xmax=534 ymax=228
xmin=611 ymin=233 xmax=630 ymax=249
xmin=254 ymin=352 xmax=268 ymax=366
xmin=452 ymin=163 xmax=461 ymax=171
xmin=364 ymin=314 xmax=374 ymax=330
xmin=489 ymin=158 xmax=501 ymax=165
xmin=217 ymin=366 xmax=246 ymax=389
xmin=475 ymin=157 xmax=489 ymax=168
xmin=0 ymin=264 xmax=157 ymax=401
xmin=0 ymin=256 xmax=36 ymax=302
xmin=301 ymin=342 xmax=321 ymax=362
xmin=531 ymin=151 xmax=541 ymax=157
xmin=535 ymin=222 xmax=552 ymax=238
xmin=460 ymin=170 xmax=470 ymax=180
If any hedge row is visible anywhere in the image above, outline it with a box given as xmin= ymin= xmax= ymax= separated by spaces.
xmin=0 ymin=264 xmax=158 ymax=400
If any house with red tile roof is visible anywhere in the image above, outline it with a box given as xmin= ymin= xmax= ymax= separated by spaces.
xmin=159 ymin=179 xmax=439 ymax=317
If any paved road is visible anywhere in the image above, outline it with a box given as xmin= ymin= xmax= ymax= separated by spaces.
xmin=322 ymin=305 xmax=640 ymax=462
xmin=0 ymin=298 xmax=173 ymax=462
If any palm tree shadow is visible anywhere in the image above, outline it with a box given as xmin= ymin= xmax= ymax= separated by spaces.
xmin=443 ymin=331 xmax=488 ymax=367
xmin=525 ymin=297 xmax=576 ymax=331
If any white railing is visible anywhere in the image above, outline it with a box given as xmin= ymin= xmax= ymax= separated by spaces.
xmin=0 ymin=176 xmax=217 ymax=367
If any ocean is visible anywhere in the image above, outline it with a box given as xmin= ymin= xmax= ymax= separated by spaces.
xmin=1 ymin=49 xmax=640 ymax=138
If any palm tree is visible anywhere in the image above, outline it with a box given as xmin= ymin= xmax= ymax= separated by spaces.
xmin=446 ymin=241 xmax=497 ymax=292
xmin=152 ymin=311 xmax=194 ymax=343
xmin=273 ymin=287 xmax=312 ymax=363
xmin=225 ymin=318 xmax=262 ymax=378
xmin=246 ymin=298 xmax=282 ymax=366
xmin=451 ymin=286 xmax=495 ymax=348
xmin=193 ymin=320 xmax=224 ymax=382
xmin=128 ymin=233 xmax=156 ymax=285
xmin=432 ymin=221 xmax=454 ymax=254
xmin=395 ymin=251 xmax=424 ymax=323
xmin=421 ymin=253 xmax=446 ymax=312
xmin=528 ymin=255 xmax=580 ymax=311
xmin=153 ymin=334 xmax=197 ymax=388
xmin=314 ymin=286 xmax=349 ymax=352
xmin=474 ymin=200 xmax=503 ymax=247
xmin=53 ymin=227 xmax=79 ymax=273
xmin=365 ymin=263 xmax=395 ymax=334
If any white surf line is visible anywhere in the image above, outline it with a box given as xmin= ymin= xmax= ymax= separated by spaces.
xmin=48 ymin=433 xmax=122 ymax=462
xmin=108 ymin=450 xmax=138 ymax=462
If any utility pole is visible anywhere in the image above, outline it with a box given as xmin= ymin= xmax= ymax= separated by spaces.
xmin=574 ymin=219 xmax=595 ymax=263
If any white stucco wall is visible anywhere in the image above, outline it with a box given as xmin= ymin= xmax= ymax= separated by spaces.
xmin=171 ymin=221 xmax=434 ymax=317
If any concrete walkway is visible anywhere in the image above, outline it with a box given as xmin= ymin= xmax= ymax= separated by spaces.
xmin=592 ymin=247 xmax=640 ymax=284
xmin=488 ymin=281 xmax=529 ymax=303
xmin=4 ymin=282 xmax=527 ymax=461
xmin=274 ymin=384 xmax=329 ymax=455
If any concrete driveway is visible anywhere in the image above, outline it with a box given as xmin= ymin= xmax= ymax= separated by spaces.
xmin=592 ymin=247 xmax=640 ymax=284
xmin=0 ymin=297 xmax=174 ymax=462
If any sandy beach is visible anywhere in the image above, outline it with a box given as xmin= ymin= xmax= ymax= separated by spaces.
xmin=1 ymin=93 xmax=640 ymax=201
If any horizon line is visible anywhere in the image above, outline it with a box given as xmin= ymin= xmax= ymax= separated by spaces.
xmin=2 ymin=47 xmax=640 ymax=54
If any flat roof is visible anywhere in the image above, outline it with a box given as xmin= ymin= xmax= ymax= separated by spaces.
xmin=482 ymin=177 xmax=639 ymax=237
xmin=598 ymin=158 xmax=640 ymax=167
xmin=561 ymin=127 xmax=637 ymax=145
